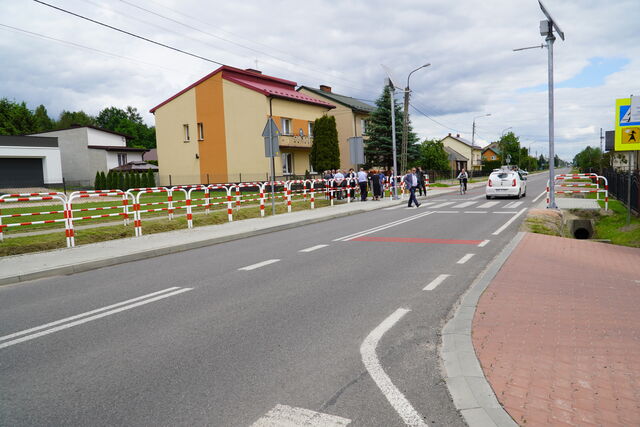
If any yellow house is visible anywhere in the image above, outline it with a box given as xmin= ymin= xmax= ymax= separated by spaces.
xmin=298 ymin=85 xmax=374 ymax=170
xmin=440 ymin=133 xmax=483 ymax=172
xmin=150 ymin=66 xmax=335 ymax=185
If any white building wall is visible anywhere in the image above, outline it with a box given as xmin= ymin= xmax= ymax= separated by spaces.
xmin=105 ymin=151 xmax=144 ymax=170
xmin=0 ymin=146 xmax=63 ymax=184
xmin=86 ymin=128 xmax=127 ymax=147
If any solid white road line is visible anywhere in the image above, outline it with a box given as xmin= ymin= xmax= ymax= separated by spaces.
xmin=0 ymin=287 xmax=181 ymax=343
xmin=424 ymin=274 xmax=450 ymax=291
xmin=238 ymin=259 xmax=281 ymax=271
xmin=452 ymin=201 xmax=477 ymax=208
xmin=333 ymin=211 xmax=434 ymax=242
xmin=0 ymin=288 xmax=192 ymax=350
xmin=492 ymin=207 xmax=528 ymax=235
xmin=457 ymin=253 xmax=475 ymax=264
xmin=251 ymin=404 xmax=350 ymax=426
xmin=493 ymin=211 xmax=518 ymax=214
xmin=478 ymin=201 xmax=500 ymax=208
xmin=478 ymin=239 xmax=490 ymax=247
xmin=360 ymin=308 xmax=427 ymax=426
xmin=299 ymin=244 xmax=328 ymax=253
xmin=532 ymin=190 xmax=547 ymax=203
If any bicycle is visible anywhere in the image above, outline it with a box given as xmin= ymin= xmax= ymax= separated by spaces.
xmin=459 ymin=179 xmax=466 ymax=195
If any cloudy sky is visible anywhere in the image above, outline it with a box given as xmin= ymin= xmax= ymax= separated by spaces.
xmin=1 ymin=0 xmax=638 ymax=160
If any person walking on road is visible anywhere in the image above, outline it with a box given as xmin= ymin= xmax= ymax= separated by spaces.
xmin=357 ymin=168 xmax=368 ymax=201
xmin=416 ymin=167 xmax=427 ymax=197
xmin=456 ymin=168 xmax=468 ymax=193
xmin=403 ymin=168 xmax=421 ymax=208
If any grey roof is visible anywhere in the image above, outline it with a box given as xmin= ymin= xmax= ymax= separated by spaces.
xmin=0 ymin=135 xmax=58 ymax=148
xmin=444 ymin=146 xmax=468 ymax=161
xmin=298 ymin=86 xmax=374 ymax=114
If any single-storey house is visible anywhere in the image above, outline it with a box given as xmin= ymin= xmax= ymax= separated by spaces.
xmin=0 ymin=135 xmax=63 ymax=188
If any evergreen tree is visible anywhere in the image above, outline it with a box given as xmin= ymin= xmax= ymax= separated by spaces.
xmin=140 ymin=171 xmax=148 ymax=188
xmin=364 ymin=86 xmax=419 ymax=170
xmin=106 ymin=171 xmax=113 ymax=189
xmin=94 ymin=171 xmax=102 ymax=190
xmin=118 ymin=171 xmax=125 ymax=190
xmin=419 ymin=139 xmax=450 ymax=171
xmin=134 ymin=173 xmax=141 ymax=188
xmin=33 ymin=105 xmax=54 ymax=132
xmin=124 ymin=173 xmax=131 ymax=190
xmin=147 ymin=169 xmax=155 ymax=187
xmin=310 ymin=115 xmax=340 ymax=171
xmin=56 ymin=110 xmax=96 ymax=129
xmin=99 ymin=171 xmax=107 ymax=190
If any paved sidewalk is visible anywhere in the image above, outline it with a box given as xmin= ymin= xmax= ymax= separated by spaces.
xmin=473 ymin=233 xmax=640 ymax=426
xmin=0 ymin=184 xmax=484 ymax=286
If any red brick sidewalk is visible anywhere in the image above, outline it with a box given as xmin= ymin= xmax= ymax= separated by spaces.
xmin=473 ymin=233 xmax=640 ymax=426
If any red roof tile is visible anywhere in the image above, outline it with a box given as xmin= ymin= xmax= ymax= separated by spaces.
xmin=150 ymin=65 xmax=334 ymax=113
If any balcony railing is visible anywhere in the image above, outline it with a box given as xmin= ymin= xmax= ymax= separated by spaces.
xmin=279 ymin=135 xmax=312 ymax=149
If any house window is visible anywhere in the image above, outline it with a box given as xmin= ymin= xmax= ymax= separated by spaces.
xmin=183 ymin=124 xmax=190 ymax=142
xmin=117 ymin=153 xmax=127 ymax=166
xmin=491 ymin=155 xmax=496 ymax=160
xmin=282 ymin=152 xmax=293 ymax=175
xmin=281 ymin=118 xmax=292 ymax=135
xmin=308 ymin=122 xmax=314 ymax=137
xmin=197 ymin=123 xmax=204 ymax=140
xmin=361 ymin=119 xmax=367 ymax=134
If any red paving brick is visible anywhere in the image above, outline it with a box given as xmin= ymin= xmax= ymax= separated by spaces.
xmin=472 ymin=233 xmax=640 ymax=426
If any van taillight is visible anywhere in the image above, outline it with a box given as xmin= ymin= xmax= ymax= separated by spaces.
xmin=512 ymin=179 xmax=517 ymax=186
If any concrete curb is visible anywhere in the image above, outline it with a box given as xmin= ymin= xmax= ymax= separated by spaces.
xmin=441 ymin=231 xmax=526 ymax=427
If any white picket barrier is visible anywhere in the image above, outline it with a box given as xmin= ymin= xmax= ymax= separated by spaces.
xmin=546 ymin=174 xmax=608 ymax=210
xmin=0 ymin=192 xmax=69 ymax=245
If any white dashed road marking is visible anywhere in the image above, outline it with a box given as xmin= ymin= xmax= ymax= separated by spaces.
xmin=299 ymin=244 xmax=328 ymax=253
xmin=424 ymin=274 xmax=450 ymax=291
xmin=238 ymin=259 xmax=280 ymax=271
xmin=478 ymin=239 xmax=490 ymax=247
xmin=457 ymin=253 xmax=475 ymax=264
xmin=532 ymin=190 xmax=547 ymax=202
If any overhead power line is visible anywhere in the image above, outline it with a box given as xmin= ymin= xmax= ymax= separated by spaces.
xmin=33 ymin=0 xmax=224 ymax=66
xmin=409 ymin=103 xmax=468 ymax=134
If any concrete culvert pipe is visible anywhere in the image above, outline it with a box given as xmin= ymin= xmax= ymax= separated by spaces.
xmin=574 ymin=227 xmax=591 ymax=239
xmin=568 ymin=219 xmax=594 ymax=240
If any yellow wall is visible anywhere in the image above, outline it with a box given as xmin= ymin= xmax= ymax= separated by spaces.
xmin=154 ymin=88 xmax=199 ymax=185
xmin=196 ymin=73 xmax=228 ymax=183
xmin=298 ymin=88 xmax=370 ymax=170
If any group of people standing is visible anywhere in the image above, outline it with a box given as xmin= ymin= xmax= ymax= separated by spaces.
xmin=321 ymin=167 xmax=428 ymax=204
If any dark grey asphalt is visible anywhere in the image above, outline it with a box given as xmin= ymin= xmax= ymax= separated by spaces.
xmin=0 ymin=172 xmax=554 ymax=426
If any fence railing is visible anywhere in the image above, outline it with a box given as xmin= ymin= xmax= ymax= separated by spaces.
xmin=603 ymin=168 xmax=640 ymax=214
xmin=0 ymin=176 xmax=428 ymax=248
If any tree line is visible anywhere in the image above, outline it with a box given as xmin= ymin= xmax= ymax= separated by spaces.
xmin=0 ymin=98 xmax=155 ymax=149
xmin=94 ymin=169 xmax=156 ymax=191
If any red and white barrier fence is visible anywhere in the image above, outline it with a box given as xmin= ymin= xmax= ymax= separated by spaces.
xmin=0 ymin=175 xmax=429 ymax=248
xmin=546 ymin=173 xmax=608 ymax=210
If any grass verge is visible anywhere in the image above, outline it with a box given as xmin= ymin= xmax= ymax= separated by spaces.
xmin=591 ymin=199 xmax=640 ymax=247
xmin=0 ymin=199 xmax=331 ymax=257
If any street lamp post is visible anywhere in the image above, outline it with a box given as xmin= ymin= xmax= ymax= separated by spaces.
xmin=388 ymin=78 xmax=399 ymax=200
xmin=471 ymin=113 xmax=491 ymax=146
xmin=401 ymin=63 xmax=430 ymax=173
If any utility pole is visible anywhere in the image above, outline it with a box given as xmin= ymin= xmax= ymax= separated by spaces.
xmin=389 ymin=80 xmax=399 ymax=200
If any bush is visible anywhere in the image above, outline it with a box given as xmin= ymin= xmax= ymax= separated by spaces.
xmin=94 ymin=171 xmax=102 ymax=190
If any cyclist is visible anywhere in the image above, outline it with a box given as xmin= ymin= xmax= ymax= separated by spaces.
xmin=456 ymin=168 xmax=468 ymax=194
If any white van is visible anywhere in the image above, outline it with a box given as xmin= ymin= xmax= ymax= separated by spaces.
xmin=485 ymin=169 xmax=527 ymax=199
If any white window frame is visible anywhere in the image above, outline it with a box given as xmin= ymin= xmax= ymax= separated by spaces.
xmin=197 ymin=122 xmax=204 ymax=141
xmin=281 ymin=118 xmax=292 ymax=135
xmin=281 ymin=152 xmax=293 ymax=175
xmin=308 ymin=121 xmax=314 ymax=138
xmin=183 ymin=124 xmax=190 ymax=142
xmin=360 ymin=118 xmax=367 ymax=134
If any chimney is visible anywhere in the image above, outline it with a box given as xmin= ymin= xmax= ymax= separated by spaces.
xmin=456 ymin=134 xmax=460 ymax=138
xmin=448 ymin=133 xmax=452 ymax=136
xmin=320 ymin=85 xmax=332 ymax=93
xmin=245 ymin=68 xmax=262 ymax=74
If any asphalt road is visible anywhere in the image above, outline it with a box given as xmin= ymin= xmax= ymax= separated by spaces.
xmin=0 ymin=171 xmax=555 ymax=426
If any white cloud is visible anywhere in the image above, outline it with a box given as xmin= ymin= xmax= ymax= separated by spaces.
xmin=0 ymin=0 xmax=638 ymax=161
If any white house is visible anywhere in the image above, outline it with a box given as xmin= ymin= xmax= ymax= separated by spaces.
xmin=31 ymin=125 xmax=148 ymax=187
xmin=0 ymin=135 xmax=63 ymax=188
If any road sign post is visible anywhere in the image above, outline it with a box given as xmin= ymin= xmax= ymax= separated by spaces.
xmin=262 ymin=118 xmax=280 ymax=216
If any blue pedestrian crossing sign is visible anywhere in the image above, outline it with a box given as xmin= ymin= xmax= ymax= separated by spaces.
xmin=616 ymin=96 xmax=640 ymax=151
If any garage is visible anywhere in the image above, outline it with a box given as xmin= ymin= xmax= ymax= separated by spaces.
xmin=0 ymin=158 xmax=45 ymax=187
xmin=0 ymin=135 xmax=63 ymax=190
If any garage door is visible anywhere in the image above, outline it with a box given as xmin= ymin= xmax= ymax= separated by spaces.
xmin=0 ymin=158 xmax=44 ymax=187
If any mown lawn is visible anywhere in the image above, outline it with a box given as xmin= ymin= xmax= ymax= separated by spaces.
xmin=594 ymin=199 xmax=640 ymax=247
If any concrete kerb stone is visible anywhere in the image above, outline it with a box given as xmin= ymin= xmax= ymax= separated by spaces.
xmin=440 ymin=231 xmax=526 ymax=427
